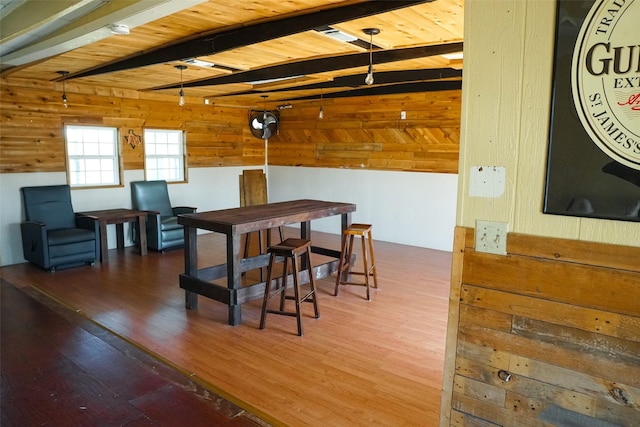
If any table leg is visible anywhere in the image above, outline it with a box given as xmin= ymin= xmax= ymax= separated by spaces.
xmin=339 ymin=212 xmax=352 ymax=283
xmin=300 ymin=221 xmax=311 ymax=269
xmin=227 ymin=233 xmax=242 ymax=326
xmin=300 ymin=221 xmax=311 ymax=239
xmin=184 ymin=226 xmax=199 ymax=309
xmin=137 ymin=215 xmax=147 ymax=256
xmin=99 ymin=220 xmax=108 ymax=263
xmin=341 ymin=212 xmax=352 ymax=233
xmin=116 ymin=223 xmax=125 ymax=249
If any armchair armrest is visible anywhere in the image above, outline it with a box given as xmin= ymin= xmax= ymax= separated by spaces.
xmin=173 ymin=206 xmax=197 ymax=215
xmin=74 ymin=214 xmax=100 ymax=260
xmin=75 ymin=214 xmax=98 ymax=230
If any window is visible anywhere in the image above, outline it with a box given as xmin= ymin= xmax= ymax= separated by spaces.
xmin=65 ymin=125 xmax=121 ymax=187
xmin=144 ymin=129 xmax=185 ymax=182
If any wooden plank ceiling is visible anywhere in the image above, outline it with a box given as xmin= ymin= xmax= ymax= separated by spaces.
xmin=0 ymin=0 xmax=463 ymax=107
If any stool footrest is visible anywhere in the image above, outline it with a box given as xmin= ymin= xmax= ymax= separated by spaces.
xmin=266 ymin=309 xmax=298 ymax=317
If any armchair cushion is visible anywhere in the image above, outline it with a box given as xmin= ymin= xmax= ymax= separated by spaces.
xmin=48 ymin=228 xmax=96 ymax=246
xmin=22 ymin=185 xmax=76 ymax=230
xmin=131 ymin=180 xmax=174 ymax=217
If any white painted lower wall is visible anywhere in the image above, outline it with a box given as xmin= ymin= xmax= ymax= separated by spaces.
xmin=267 ymin=166 xmax=458 ymax=252
xmin=0 ymin=166 xmax=457 ymax=266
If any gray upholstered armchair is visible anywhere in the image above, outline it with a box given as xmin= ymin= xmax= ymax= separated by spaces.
xmin=20 ymin=185 xmax=99 ymax=271
xmin=130 ymin=180 xmax=196 ymax=251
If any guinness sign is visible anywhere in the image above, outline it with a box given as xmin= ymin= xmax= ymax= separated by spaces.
xmin=572 ymin=0 xmax=640 ymax=170
xmin=544 ymin=0 xmax=640 ymax=222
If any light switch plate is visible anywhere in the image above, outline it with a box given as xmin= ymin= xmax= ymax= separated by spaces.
xmin=475 ymin=220 xmax=508 ymax=255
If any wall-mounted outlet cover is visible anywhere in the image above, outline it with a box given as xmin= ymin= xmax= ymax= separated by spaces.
xmin=400 ymin=111 xmax=406 ymax=120
xmin=475 ymin=220 xmax=508 ymax=255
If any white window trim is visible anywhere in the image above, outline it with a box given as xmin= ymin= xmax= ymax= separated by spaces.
xmin=64 ymin=125 xmax=121 ymax=188
xmin=143 ymin=128 xmax=186 ymax=183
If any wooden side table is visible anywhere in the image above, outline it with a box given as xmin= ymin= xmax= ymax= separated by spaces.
xmin=78 ymin=209 xmax=147 ymax=263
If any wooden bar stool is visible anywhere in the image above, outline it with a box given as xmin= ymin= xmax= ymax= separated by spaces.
xmin=259 ymin=238 xmax=319 ymax=336
xmin=334 ymin=223 xmax=378 ymax=300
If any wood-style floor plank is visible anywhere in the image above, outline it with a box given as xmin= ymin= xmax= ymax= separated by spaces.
xmin=0 ymin=229 xmax=452 ymax=426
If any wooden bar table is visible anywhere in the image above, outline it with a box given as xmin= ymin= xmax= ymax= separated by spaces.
xmin=178 ymin=199 xmax=356 ymax=326
xmin=78 ymin=208 xmax=148 ymax=263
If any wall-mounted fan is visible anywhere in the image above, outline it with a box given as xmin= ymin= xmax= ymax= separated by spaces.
xmin=249 ymin=109 xmax=279 ymax=139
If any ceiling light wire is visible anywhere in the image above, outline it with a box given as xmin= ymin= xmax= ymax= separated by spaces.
xmin=57 ymin=71 xmax=69 ymax=108
xmin=175 ymin=65 xmax=187 ymax=106
xmin=363 ymin=28 xmax=379 ymax=86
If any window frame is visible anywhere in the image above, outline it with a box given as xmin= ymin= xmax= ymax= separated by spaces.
xmin=143 ymin=128 xmax=187 ymax=183
xmin=64 ymin=124 xmax=123 ymax=189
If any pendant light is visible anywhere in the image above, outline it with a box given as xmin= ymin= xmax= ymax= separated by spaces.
xmin=57 ymin=71 xmax=69 ymax=108
xmin=319 ymin=89 xmax=324 ymax=120
xmin=363 ymin=28 xmax=380 ymax=86
xmin=175 ymin=65 xmax=187 ymax=106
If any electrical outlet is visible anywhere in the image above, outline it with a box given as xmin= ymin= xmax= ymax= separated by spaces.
xmin=400 ymin=111 xmax=406 ymax=120
xmin=475 ymin=220 xmax=508 ymax=255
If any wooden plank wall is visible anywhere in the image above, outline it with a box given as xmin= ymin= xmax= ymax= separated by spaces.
xmin=0 ymin=78 xmax=460 ymax=175
xmin=269 ymin=90 xmax=461 ymax=173
xmin=441 ymin=227 xmax=640 ymax=426
xmin=0 ymin=77 xmax=262 ymax=174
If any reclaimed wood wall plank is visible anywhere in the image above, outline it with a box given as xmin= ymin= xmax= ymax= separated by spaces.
xmin=442 ymin=227 xmax=640 ymax=426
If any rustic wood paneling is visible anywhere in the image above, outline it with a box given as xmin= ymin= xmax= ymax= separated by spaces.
xmin=269 ymin=90 xmax=461 ymax=173
xmin=0 ymin=78 xmax=261 ymax=174
xmin=440 ymin=227 xmax=640 ymax=426
xmin=1 ymin=78 xmax=460 ymax=174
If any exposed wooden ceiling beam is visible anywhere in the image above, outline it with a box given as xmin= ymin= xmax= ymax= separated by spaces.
xmin=289 ymin=80 xmax=463 ymax=100
xmin=251 ymin=68 xmax=463 ymax=94
xmin=202 ymin=68 xmax=461 ymax=99
xmin=68 ymin=0 xmax=432 ymax=79
xmin=150 ymin=42 xmax=463 ymax=90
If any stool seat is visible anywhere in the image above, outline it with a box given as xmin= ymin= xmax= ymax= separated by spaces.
xmin=260 ymin=238 xmax=319 ymax=336
xmin=335 ymin=223 xmax=378 ymax=300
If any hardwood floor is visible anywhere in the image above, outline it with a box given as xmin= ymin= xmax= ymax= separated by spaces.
xmin=0 ymin=229 xmax=452 ymax=426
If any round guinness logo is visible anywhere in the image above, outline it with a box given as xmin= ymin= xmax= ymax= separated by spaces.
xmin=571 ymin=0 xmax=640 ymax=170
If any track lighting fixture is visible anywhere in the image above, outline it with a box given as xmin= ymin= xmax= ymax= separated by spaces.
xmin=363 ymin=28 xmax=380 ymax=86
xmin=57 ymin=71 xmax=69 ymax=108
xmin=175 ymin=65 xmax=187 ymax=106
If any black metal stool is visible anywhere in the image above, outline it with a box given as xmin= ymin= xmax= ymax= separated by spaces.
xmin=259 ymin=238 xmax=319 ymax=336
xmin=334 ymin=223 xmax=378 ymax=300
